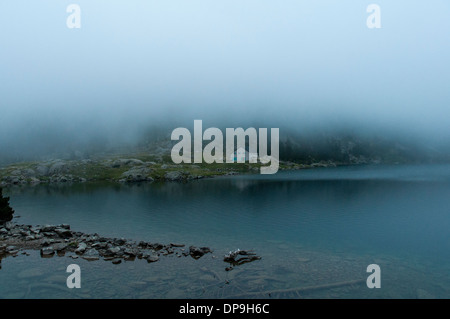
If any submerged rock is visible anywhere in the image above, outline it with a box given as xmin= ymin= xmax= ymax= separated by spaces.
xmin=189 ymin=246 xmax=211 ymax=259
xmin=146 ymin=255 xmax=159 ymax=263
xmin=82 ymin=249 xmax=100 ymax=261
xmin=223 ymin=249 xmax=261 ymax=269
xmin=40 ymin=247 xmax=55 ymax=258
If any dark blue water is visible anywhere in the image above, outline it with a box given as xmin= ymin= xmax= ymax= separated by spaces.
xmin=1 ymin=164 xmax=450 ymax=298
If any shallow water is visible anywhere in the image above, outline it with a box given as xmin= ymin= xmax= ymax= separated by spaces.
xmin=1 ymin=164 xmax=450 ymax=298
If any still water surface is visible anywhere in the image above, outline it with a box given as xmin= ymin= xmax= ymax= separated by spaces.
xmin=1 ymin=164 xmax=450 ymax=298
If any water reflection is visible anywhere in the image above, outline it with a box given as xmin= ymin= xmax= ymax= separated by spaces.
xmin=1 ymin=164 xmax=450 ymax=298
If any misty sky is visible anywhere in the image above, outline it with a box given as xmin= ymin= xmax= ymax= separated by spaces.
xmin=0 ymin=1 xmax=449 ymax=158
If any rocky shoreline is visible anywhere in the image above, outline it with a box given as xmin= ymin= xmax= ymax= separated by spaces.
xmin=0 ymin=222 xmax=261 ymax=270
xmin=0 ymin=222 xmax=213 ymax=266
xmin=0 ymin=157 xmax=342 ymax=187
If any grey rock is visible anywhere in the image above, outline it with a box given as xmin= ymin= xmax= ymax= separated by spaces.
xmin=40 ymin=247 xmax=55 ymax=258
xmin=121 ymin=167 xmax=153 ymax=182
xmin=29 ymin=177 xmax=41 ymax=184
xmin=10 ymin=170 xmax=21 ymax=176
xmin=48 ymin=161 xmax=69 ymax=175
xmin=6 ymin=246 xmax=16 ymax=252
xmin=111 ymin=258 xmax=122 ymax=264
xmin=106 ymin=246 xmax=121 ymax=256
xmin=111 ymin=159 xmax=144 ymax=168
xmin=189 ymin=246 xmax=211 ymax=259
xmin=92 ymin=242 xmax=107 ymax=249
xmin=55 ymin=228 xmax=72 ymax=238
xmin=75 ymin=242 xmax=87 ymax=254
xmin=41 ymin=225 xmax=57 ymax=232
xmin=164 ymin=171 xmax=185 ymax=181
xmin=82 ymin=249 xmax=100 ymax=261
xmin=22 ymin=169 xmax=36 ymax=177
xmin=146 ymin=255 xmax=159 ymax=263
xmin=42 ymin=232 xmax=56 ymax=237
xmin=36 ymin=165 xmax=50 ymax=176
xmin=115 ymin=238 xmax=126 ymax=245
xmin=124 ymin=248 xmax=138 ymax=256
xmin=42 ymin=239 xmax=55 ymax=246
xmin=20 ymin=230 xmax=31 ymax=236
xmin=170 ymin=243 xmax=185 ymax=248
xmin=53 ymin=243 xmax=67 ymax=252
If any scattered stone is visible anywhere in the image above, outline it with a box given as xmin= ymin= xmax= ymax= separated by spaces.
xmin=0 ymin=222 xmax=249 ymax=270
xmin=111 ymin=258 xmax=122 ymax=264
xmin=124 ymin=248 xmax=138 ymax=257
xmin=189 ymin=246 xmax=211 ymax=259
xmin=105 ymin=246 xmax=122 ymax=257
xmin=40 ymin=247 xmax=55 ymax=258
xmin=53 ymin=243 xmax=67 ymax=252
xmin=164 ymin=171 xmax=185 ymax=181
xmin=48 ymin=162 xmax=69 ymax=175
xmin=41 ymin=225 xmax=57 ymax=233
xmin=223 ymin=249 xmax=261 ymax=268
xmin=115 ymin=238 xmax=126 ymax=245
xmin=42 ymin=239 xmax=55 ymax=246
xmin=146 ymin=255 xmax=159 ymax=263
xmin=55 ymin=228 xmax=72 ymax=238
xmin=75 ymin=242 xmax=87 ymax=254
xmin=36 ymin=165 xmax=50 ymax=176
xmin=121 ymin=168 xmax=153 ymax=182
xmin=82 ymin=249 xmax=100 ymax=261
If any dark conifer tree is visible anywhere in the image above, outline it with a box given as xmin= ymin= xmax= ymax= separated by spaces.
xmin=0 ymin=188 xmax=14 ymax=223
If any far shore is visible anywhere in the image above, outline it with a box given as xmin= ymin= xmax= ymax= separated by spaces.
xmin=0 ymin=155 xmax=351 ymax=187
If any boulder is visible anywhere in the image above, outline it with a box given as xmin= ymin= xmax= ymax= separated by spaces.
xmin=121 ymin=168 xmax=153 ymax=182
xmin=146 ymin=255 xmax=159 ymax=263
xmin=164 ymin=171 xmax=185 ymax=181
xmin=82 ymin=249 xmax=100 ymax=261
xmin=75 ymin=242 xmax=87 ymax=254
xmin=55 ymin=228 xmax=72 ymax=238
xmin=189 ymin=246 xmax=211 ymax=259
xmin=111 ymin=159 xmax=144 ymax=168
xmin=48 ymin=162 xmax=69 ymax=175
xmin=40 ymin=247 xmax=55 ymax=258
xmin=36 ymin=165 xmax=50 ymax=176
xmin=22 ymin=169 xmax=36 ymax=177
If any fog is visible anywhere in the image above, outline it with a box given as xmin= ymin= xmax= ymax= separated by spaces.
xmin=0 ymin=1 xmax=449 ymax=162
